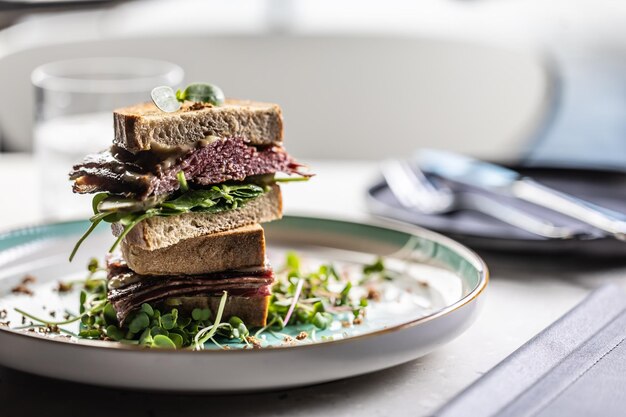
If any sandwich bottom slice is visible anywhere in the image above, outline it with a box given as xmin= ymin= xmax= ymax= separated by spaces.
xmin=120 ymin=223 xmax=266 ymax=276
xmin=106 ymin=254 xmax=274 ymax=328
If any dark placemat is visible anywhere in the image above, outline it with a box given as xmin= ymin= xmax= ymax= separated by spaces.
xmin=433 ymin=284 xmax=626 ymax=417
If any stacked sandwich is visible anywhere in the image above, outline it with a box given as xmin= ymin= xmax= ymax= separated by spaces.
xmin=69 ymin=97 xmax=306 ymax=327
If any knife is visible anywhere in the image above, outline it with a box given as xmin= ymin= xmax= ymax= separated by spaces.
xmin=416 ymin=149 xmax=626 ymax=241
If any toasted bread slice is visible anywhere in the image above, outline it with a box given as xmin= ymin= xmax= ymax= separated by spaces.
xmin=113 ymin=99 xmax=283 ymax=153
xmin=112 ymin=184 xmax=282 ymax=251
xmin=120 ymin=224 xmax=266 ymax=276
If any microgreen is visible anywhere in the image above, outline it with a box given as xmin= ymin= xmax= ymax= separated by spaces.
xmin=14 ymin=308 xmax=80 ymax=327
xmin=175 ymin=83 xmax=225 ymax=106
xmin=282 ymin=277 xmax=304 ymax=326
xmin=176 ymin=171 xmax=189 ymax=192
xmin=152 ymin=334 xmax=177 ymax=349
xmin=194 ymin=291 xmax=228 ymax=350
xmin=256 ymin=252 xmax=372 ymax=338
xmin=192 ymin=308 xmax=211 ymax=321
xmin=361 ymin=256 xmax=399 ymax=283
xmin=128 ymin=312 xmax=150 ymax=334
xmin=273 ymin=176 xmax=311 ymax=183
xmin=17 ymin=254 xmax=394 ymax=349
xmin=151 ymin=86 xmax=182 ymax=113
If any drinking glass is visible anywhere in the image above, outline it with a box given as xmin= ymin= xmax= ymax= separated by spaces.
xmin=32 ymin=58 xmax=184 ymax=220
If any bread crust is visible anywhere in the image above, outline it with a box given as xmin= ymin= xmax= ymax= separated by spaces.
xmin=112 ymin=184 xmax=282 ymax=251
xmin=113 ymin=99 xmax=283 ymax=153
xmin=121 ymin=224 xmax=266 ymax=276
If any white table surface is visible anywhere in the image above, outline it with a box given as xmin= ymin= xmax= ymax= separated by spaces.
xmin=1 ymin=153 xmax=624 ymax=417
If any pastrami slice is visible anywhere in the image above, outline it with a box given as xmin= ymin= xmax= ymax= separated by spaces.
xmin=70 ymin=137 xmax=300 ymax=200
xmin=106 ymin=254 xmax=274 ymax=325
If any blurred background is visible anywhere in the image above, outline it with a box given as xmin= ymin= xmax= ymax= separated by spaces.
xmin=1 ymin=0 xmax=625 ymax=160
xmin=1 ymin=0 xmax=626 ymax=225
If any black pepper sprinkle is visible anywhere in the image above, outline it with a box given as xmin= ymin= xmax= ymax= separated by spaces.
xmin=56 ymin=281 xmax=73 ymax=293
xmin=22 ymin=275 xmax=36 ymax=284
xmin=11 ymin=284 xmax=33 ymax=296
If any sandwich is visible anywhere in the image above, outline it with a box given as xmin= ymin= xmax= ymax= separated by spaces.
xmin=69 ymin=99 xmax=305 ymax=254
xmin=68 ymin=83 xmax=308 ymax=333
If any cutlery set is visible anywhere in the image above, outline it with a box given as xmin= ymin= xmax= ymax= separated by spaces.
xmin=382 ymin=150 xmax=626 ymax=242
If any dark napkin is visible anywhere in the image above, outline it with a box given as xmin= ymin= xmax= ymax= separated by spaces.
xmin=433 ymin=284 xmax=626 ymax=417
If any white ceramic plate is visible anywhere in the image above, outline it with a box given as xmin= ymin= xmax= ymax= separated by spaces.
xmin=0 ymin=215 xmax=488 ymax=392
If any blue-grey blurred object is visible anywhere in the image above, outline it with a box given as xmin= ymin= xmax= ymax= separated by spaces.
xmin=523 ymin=53 xmax=626 ymax=171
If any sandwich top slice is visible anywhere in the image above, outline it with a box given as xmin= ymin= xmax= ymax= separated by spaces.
xmin=114 ymin=99 xmax=283 ymax=154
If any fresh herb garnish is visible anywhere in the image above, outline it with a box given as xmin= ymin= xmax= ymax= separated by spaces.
xmin=273 ymin=176 xmax=311 ymax=183
xmin=261 ymin=252 xmax=371 ymax=333
xmin=176 ymin=171 xmax=189 ymax=192
xmin=360 ymin=256 xmax=399 ymax=283
xmin=29 ymin=261 xmax=245 ymax=349
xmin=194 ymin=291 xmax=229 ymax=349
xmin=151 ymin=86 xmax=182 ymax=113
xmin=176 ymin=83 xmax=225 ymax=106
xmin=14 ymin=259 xmax=108 ymax=332
xmin=69 ymin=183 xmax=266 ymax=261
xmin=17 ymin=254 xmax=393 ymax=349
xmin=151 ymin=82 xmax=225 ymax=112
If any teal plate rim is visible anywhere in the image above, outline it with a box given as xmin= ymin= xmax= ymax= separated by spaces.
xmin=0 ymin=214 xmax=489 ymax=354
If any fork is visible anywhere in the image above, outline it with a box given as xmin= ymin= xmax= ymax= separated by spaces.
xmin=381 ymin=159 xmax=578 ymax=240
